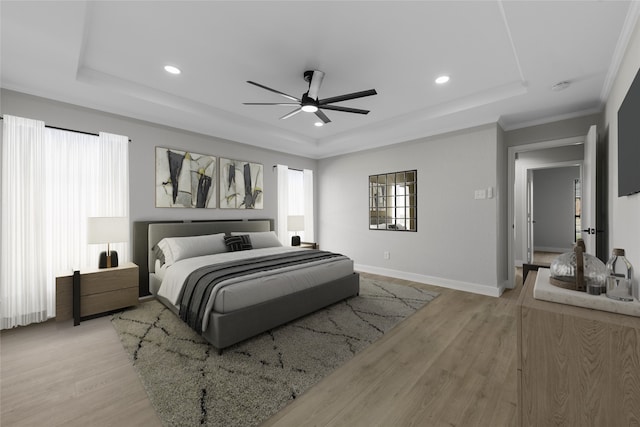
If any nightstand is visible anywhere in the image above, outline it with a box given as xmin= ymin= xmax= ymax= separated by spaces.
xmin=56 ymin=262 xmax=139 ymax=325
xmin=300 ymin=242 xmax=318 ymax=249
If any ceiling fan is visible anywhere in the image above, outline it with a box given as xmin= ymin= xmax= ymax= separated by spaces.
xmin=243 ymin=70 xmax=377 ymax=124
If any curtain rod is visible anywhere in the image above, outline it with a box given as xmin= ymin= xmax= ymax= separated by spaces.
xmin=272 ymin=165 xmax=303 ymax=172
xmin=0 ymin=116 xmax=132 ymax=142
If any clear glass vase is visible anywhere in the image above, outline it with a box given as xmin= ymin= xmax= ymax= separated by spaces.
xmin=549 ymin=249 xmax=608 ymax=293
xmin=605 ymin=248 xmax=634 ymax=302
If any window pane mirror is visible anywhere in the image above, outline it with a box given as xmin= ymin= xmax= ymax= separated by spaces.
xmin=369 ymin=170 xmax=417 ymax=231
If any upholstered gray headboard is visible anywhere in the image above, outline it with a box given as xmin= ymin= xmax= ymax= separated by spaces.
xmin=133 ymin=219 xmax=274 ymax=296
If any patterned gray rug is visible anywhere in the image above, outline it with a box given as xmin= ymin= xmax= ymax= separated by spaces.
xmin=111 ymin=276 xmax=438 ymax=426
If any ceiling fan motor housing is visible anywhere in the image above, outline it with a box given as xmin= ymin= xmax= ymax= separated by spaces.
xmin=301 ymin=92 xmax=318 ymax=112
xmin=303 ymin=70 xmax=315 ymax=83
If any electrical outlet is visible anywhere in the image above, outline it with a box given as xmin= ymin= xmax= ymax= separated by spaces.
xmin=383 ymin=251 xmax=390 ymax=260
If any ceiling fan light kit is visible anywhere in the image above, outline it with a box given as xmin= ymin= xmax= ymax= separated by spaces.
xmin=164 ymin=65 xmax=181 ymax=75
xmin=244 ymin=70 xmax=377 ymax=125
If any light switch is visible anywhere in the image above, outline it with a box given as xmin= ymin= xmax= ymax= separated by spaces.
xmin=487 ymin=187 xmax=494 ymax=199
xmin=474 ymin=189 xmax=486 ymax=200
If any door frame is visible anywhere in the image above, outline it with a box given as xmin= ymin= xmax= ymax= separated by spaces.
xmin=526 ymin=168 xmax=534 ymax=264
xmin=507 ymin=135 xmax=585 ymax=288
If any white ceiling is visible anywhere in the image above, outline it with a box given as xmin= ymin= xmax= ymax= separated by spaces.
xmin=1 ymin=1 xmax=638 ymax=159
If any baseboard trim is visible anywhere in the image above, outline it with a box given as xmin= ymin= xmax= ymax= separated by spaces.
xmin=354 ymin=264 xmax=504 ymax=297
xmin=534 ymin=246 xmax=569 ymax=254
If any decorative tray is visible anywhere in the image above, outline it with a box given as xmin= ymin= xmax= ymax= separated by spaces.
xmin=534 ymin=268 xmax=640 ymax=317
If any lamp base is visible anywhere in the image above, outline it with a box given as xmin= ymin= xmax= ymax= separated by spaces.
xmin=291 ymin=236 xmax=301 ymax=246
xmin=99 ymin=251 xmax=119 ymax=268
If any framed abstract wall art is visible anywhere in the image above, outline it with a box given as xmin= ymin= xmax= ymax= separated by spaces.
xmin=219 ymin=158 xmax=263 ymax=209
xmin=156 ymin=147 xmax=217 ymax=208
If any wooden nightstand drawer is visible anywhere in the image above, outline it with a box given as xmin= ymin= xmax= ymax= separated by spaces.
xmin=81 ymin=286 xmax=138 ymax=317
xmin=56 ymin=262 xmax=139 ymax=323
xmin=80 ymin=267 xmax=137 ymax=295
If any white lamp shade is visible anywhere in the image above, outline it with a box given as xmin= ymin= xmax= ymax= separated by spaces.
xmin=87 ymin=217 xmax=129 ymax=244
xmin=287 ymin=215 xmax=305 ymax=232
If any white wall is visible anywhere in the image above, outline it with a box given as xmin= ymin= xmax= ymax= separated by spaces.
xmin=603 ymin=17 xmax=640 ymax=291
xmin=533 ymin=166 xmax=580 ymax=253
xmin=318 ymin=124 xmax=504 ymax=296
xmin=0 ymin=89 xmax=317 ymax=229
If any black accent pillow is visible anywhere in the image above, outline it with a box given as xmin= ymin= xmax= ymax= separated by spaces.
xmin=224 ymin=234 xmax=253 ymax=252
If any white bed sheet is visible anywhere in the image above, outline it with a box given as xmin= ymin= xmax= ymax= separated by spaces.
xmin=156 ymin=247 xmax=354 ymax=330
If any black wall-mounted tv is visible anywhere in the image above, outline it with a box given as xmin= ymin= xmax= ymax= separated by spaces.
xmin=618 ymin=67 xmax=640 ymax=197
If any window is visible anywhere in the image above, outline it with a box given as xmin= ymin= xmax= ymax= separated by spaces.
xmin=369 ymin=170 xmax=417 ymax=231
xmin=276 ymin=165 xmax=314 ymax=245
xmin=574 ymin=178 xmax=581 ymax=242
xmin=287 ymin=168 xmax=305 ymax=242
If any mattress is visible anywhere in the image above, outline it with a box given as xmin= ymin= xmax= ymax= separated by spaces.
xmin=156 ymin=246 xmax=353 ymax=315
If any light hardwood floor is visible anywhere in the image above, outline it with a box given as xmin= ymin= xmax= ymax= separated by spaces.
xmin=1 ymin=273 xmax=522 ymax=427
xmin=0 ymin=313 xmax=161 ymax=426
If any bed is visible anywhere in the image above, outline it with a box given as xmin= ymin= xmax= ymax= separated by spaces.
xmin=144 ymin=220 xmax=359 ymax=353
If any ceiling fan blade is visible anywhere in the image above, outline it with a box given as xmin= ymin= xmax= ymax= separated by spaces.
xmin=318 ymin=89 xmax=377 ymax=105
xmin=319 ymin=105 xmax=370 ymax=115
xmin=307 ymin=70 xmax=325 ymax=100
xmin=243 ymin=102 xmax=300 ymax=106
xmin=280 ymin=108 xmax=303 ymax=120
xmin=314 ymin=109 xmax=331 ymax=124
xmin=247 ymin=81 xmax=300 ymax=102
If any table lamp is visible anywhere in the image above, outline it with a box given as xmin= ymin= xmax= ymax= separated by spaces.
xmin=287 ymin=215 xmax=304 ymax=246
xmin=87 ymin=217 xmax=129 ymax=268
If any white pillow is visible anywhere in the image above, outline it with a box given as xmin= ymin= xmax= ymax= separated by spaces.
xmin=157 ymin=233 xmax=227 ymax=266
xmin=230 ymin=231 xmax=282 ymax=249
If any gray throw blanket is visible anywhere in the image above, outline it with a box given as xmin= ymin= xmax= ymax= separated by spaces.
xmin=178 ymin=250 xmax=343 ymax=332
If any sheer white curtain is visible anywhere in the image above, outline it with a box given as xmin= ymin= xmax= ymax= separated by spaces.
xmin=303 ymin=169 xmax=314 ymax=243
xmin=1 ymin=116 xmax=48 ymax=328
xmin=1 ymin=116 xmax=129 ymax=329
xmin=276 ymin=164 xmax=289 ymax=245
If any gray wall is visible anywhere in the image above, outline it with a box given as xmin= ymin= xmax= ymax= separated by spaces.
xmin=317 ymin=124 xmax=505 ymax=296
xmin=504 ymin=113 xmax=601 ymax=147
xmin=0 ymin=89 xmax=317 ymax=230
xmin=496 ymin=125 xmax=508 ymax=288
xmin=603 ymin=16 xmax=640 ymax=294
xmin=533 ymin=166 xmax=580 ymax=252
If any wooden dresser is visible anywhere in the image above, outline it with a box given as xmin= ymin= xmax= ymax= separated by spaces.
xmin=518 ymin=271 xmax=640 ymax=426
xmin=56 ymin=262 xmax=139 ymax=323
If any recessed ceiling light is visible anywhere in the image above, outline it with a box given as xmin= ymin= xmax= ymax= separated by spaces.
xmin=314 ymin=121 xmax=324 ymax=127
xmin=164 ymin=65 xmax=181 ymax=75
xmin=435 ymin=75 xmax=450 ymax=84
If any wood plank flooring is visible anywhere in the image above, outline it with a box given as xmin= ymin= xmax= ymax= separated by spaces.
xmin=0 ymin=315 xmax=161 ymax=426
xmin=264 ymin=273 xmax=522 ymax=427
xmin=1 ymin=273 xmax=522 ymax=427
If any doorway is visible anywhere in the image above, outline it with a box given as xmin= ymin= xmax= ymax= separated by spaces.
xmin=507 ymin=136 xmax=586 ymax=288
xmin=529 ymin=164 xmax=582 ymax=259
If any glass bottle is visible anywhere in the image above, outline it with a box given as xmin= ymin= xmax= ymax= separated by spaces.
xmin=605 ymin=248 xmax=634 ymax=302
